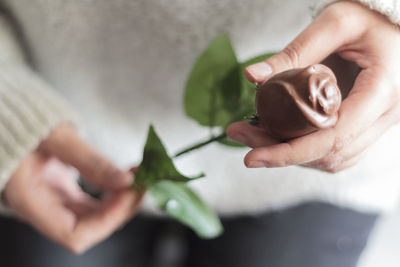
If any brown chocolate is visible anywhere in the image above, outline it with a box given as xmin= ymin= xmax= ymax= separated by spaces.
xmin=256 ymin=64 xmax=342 ymax=140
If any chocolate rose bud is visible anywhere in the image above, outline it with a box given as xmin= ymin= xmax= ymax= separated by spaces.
xmin=256 ymin=64 xmax=342 ymax=140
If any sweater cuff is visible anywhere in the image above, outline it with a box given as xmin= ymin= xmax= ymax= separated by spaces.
xmin=0 ymin=64 xmax=77 ymax=214
xmin=311 ymin=0 xmax=400 ymax=26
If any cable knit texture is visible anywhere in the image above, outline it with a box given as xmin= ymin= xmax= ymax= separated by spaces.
xmin=0 ymin=15 xmax=77 ymax=214
xmin=312 ymin=0 xmax=400 ymax=25
xmin=0 ymin=0 xmax=400 ymax=216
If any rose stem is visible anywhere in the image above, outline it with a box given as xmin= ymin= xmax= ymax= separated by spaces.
xmin=173 ymin=132 xmax=227 ymax=158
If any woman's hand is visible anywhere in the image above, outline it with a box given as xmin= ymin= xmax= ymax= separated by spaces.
xmin=3 ymin=124 xmax=143 ymax=253
xmin=227 ymin=1 xmax=400 ymax=172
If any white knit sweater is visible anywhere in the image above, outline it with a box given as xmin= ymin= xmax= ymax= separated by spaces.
xmin=0 ymin=0 xmax=400 ymax=216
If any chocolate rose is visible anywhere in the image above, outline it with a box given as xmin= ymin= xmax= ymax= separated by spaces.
xmin=256 ymin=64 xmax=342 ymax=140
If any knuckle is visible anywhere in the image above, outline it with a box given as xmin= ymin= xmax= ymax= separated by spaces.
xmin=281 ymin=43 xmax=301 ymax=68
xmin=324 ymin=164 xmax=342 ymax=173
xmin=88 ymin=155 xmax=104 ymax=172
xmin=103 ymin=164 xmax=120 ymax=179
xmin=272 ymin=143 xmax=293 ymax=167
xmin=316 ymin=158 xmax=334 ymax=171
xmin=331 ymin=134 xmax=351 ymax=155
xmin=317 ymin=154 xmax=344 ymax=173
xmin=102 ymin=164 xmax=123 ymax=187
xmin=63 ymin=235 xmax=88 ymax=255
xmin=8 ymin=192 xmax=33 ymax=217
xmin=67 ymin=243 xmax=86 ymax=255
xmin=86 ymin=155 xmax=108 ymax=182
xmin=42 ymin=124 xmax=73 ymax=149
xmin=49 ymin=127 xmax=65 ymax=143
xmin=323 ymin=2 xmax=353 ymax=29
xmin=279 ymin=157 xmax=291 ymax=167
xmin=87 ymin=156 xmax=126 ymax=189
xmin=326 ymin=167 xmax=340 ymax=174
xmin=9 ymin=199 xmax=27 ymax=215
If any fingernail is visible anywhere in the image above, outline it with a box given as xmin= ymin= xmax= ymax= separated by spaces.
xmin=246 ymin=62 xmax=272 ymax=82
xmin=229 ymin=134 xmax=248 ymax=146
xmin=247 ymin=161 xmax=266 ymax=168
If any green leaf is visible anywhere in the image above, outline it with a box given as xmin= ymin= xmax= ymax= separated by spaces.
xmin=150 ymin=180 xmax=223 ymax=239
xmin=133 ymin=125 xmax=222 ymax=239
xmin=184 ymin=34 xmax=241 ymax=128
xmin=133 ymin=125 xmax=204 ymax=191
xmin=183 ymin=33 xmax=276 ymax=149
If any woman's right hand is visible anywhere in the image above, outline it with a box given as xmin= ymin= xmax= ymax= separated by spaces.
xmin=227 ymin=1 xmax=400 ymax=173
xmin=2 ymin=124 xmax=143 ymax=254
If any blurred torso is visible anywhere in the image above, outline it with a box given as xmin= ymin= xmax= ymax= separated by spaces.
xmin=4 ymin=0 xmax=400 ymax=215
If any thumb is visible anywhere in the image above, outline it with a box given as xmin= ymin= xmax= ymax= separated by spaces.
xmin=245 ymin=6 xmax=356 ymax=84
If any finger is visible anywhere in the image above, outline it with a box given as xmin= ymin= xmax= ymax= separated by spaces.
xmin=244 ymin=70 xmax=391 ymax=168
xmin=245 ymin=5 xmax=363 ymax=84
xmin=39 ymin=124 xmax=133 ymax=190
xmin=244 ymin=128 xmax=335 ymax=168
xmin=25 ymin=188 xmax=142 ymax=254
xmin=11 ymin=180 xmax=78 ymax=250
xmin=64 ymin=197 xmax=98 ymax=217
xmin=37 ymin=156 xmax=98 ymax=215
xmin=308 ymin=109 xmax=397 ymax=172
xmin=40 ymin=157 xmax=91 ymax=203
xmin=71 ymin=189 xmax=144 ymax=253
xmin=226 ymin=122 xmax=279 ymax=148
xmin=6 ymin=152 xmax=141 ymax=254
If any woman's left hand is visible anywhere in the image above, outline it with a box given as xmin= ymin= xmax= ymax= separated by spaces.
xmin=227 ymin=1 xmax=400 ymax=173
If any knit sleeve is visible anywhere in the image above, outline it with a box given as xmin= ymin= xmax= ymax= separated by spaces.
xmin=0 ymin=16 xmax=77 ymax=214
xmin=312 ymin=0 xmax=400 ymax=25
